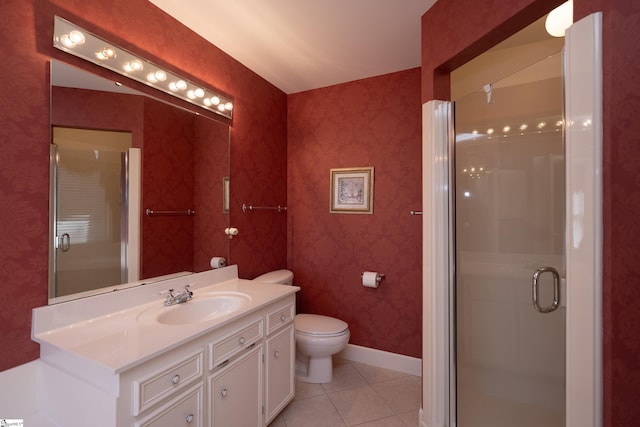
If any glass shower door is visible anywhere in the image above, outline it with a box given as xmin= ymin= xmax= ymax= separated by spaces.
xmin=453 ymin=52 xmax=565 ymax=427
xmin=51 ymin=127 xmax=131 ymax=299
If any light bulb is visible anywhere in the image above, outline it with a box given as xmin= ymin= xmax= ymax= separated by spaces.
xmin=169 ymin=82 xmax=178 ymax=91
xmin=203 ymin=98 xmax=212 ymax=107
xmin=124 ymin=60 xmax=143 ymax=73
xmin=147 ymin=72 xmax=158 ymax=83
xmin=194 ymin=88 xmax=205 ymax=98
xmin=187 ymin=90 xmax=196 ymax=99
xmin=210 ymin=96 xmax=220 ymax=105
xmin=224 ymin=102 xmax=233 ymax=111
xmin=545 ymin=0 xmax=573 ymax=37
xmin=96 ymin=47 xmax=116 ymax=60
xmin=68 ymin=30 xmax=86 ymax=45
xmin=154 ymin=70 xmax=167 ymax=81
xmin=60 ymin=34 xmax=75 ymax=48
xmin=176 ymin=80 xmax=187 ymax=90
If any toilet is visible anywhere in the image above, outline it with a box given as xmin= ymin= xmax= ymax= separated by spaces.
xmin=253 ymin=269 xmax=350 ymax=383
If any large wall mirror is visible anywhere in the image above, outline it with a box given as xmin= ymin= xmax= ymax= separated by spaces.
xmin=49 ymin=59 xmax=230 ymax=304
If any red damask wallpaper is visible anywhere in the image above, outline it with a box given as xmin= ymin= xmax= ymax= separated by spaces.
xmin=421 ymin=0 xmax=640 ymax=424
xmin=287 ymin=69 xmax=423 ymax=358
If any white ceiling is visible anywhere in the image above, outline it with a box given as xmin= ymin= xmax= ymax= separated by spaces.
xmin=149 ymin=0 xmax=437 ymax=94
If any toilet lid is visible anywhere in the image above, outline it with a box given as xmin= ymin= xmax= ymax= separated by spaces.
xmin=295 ymin=314 xmax=348 ymax=336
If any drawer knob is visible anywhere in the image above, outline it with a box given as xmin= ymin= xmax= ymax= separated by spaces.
xmin=220 ymin=388 xmax=229 ymax=397
xmin=186 ymin=414 xmax=194 ymax=423
xmin=171 ymin=374 xmax=180 ymax=384
xmin=280 ymin=314 xmax=286 ymax=322
xmin=274 ymin=350 xmax=280 ymax=358
xmin=239 ymin=336 xmax=245 ymax=345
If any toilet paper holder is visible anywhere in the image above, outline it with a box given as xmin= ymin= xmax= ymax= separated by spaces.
xmin=360 ymin=271 xmax=384 ymax=288
xmin=361 ymin=272 xmax=385 ymax=280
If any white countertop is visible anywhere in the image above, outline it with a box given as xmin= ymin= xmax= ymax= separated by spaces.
xmin=33 ymin=267 xmax=298 ymax=375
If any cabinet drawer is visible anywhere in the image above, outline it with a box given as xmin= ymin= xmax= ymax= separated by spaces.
xmin=267 ymin=302 xmax=295 ymax=335
xmin=133 ymin=350 xmax=203 ymax=416
xmin=134 ymin=383 xmax=203 ymax=427
xmin=210 ymin=320 xmax=263 ymax=369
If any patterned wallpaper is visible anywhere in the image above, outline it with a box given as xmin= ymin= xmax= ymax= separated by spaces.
xmin=421 ymin=0 xmax=640 ymax=425
xmin=140 ymin=98 xmax=195 ymax=278
xmin=287 ymin=69 xmax=423 ymax=358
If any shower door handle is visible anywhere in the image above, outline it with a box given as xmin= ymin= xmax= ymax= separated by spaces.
xmin=532 ymin=266 xmax=560 ymax=313
xmin=59 ymin=233 xmax=71 ymax=252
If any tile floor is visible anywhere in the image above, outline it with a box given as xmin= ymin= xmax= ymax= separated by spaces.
xmin=268 ymin=358 xmax=421 ymax=427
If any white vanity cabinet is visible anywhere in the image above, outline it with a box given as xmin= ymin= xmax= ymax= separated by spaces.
xmin=34 ymin=275 xmax=298 ymax=427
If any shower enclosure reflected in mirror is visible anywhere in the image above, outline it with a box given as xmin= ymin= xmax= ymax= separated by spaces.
xmin=49 ymin=60 xmax=231 ymax=303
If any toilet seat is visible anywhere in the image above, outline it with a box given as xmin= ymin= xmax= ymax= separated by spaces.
xmin=295 ymin=314 xmax=349 ymax=337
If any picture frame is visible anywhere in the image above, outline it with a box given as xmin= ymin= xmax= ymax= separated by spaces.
xmin=330 ymin=167 xmax=374 ymax=214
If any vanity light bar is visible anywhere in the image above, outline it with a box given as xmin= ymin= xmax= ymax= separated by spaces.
xmin=53 ymin=16 xmax=233 ymax=119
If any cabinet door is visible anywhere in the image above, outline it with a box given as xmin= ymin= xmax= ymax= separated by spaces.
xmin=265 ymin=325 xmax=295 ymax=424
xmin=208 ymin=345 xmax=263 ymax=427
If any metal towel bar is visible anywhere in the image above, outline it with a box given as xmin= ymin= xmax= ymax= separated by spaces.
xmin=242 ymin=203 xmax=287 ymax=213
xmin=146 ymin=209 xmax=196 ymax=216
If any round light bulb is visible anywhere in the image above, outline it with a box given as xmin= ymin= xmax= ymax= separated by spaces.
xmin=68 ymin=30 xmax=86 ymax=45
xmin=154 ymin=70 xmax=167 ymax=81
xmin=169 ymin=82 xmax=178 ymax=91
xmin=187 ymin=90 xmax=196 ymax=99
xmin=60 ymin=34 xmax=75 ymax=48
xmin=194 ymin=88 xmax=205 ymax=98
xmin=176 ymin=80 xmax=187 ymax=90
xmin=224 ymin=102 xmax=233 ymax=111
xmin=545 ymin=0 xmax=573 ymax=37
xmin=203 ymin=98 xmax=212 ymax=107
xmin=210 ymin=96 xmax=220 ymax=105
xmin=147 ymin=73 xmax=158 ymax=83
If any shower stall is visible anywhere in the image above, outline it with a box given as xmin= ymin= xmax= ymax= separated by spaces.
xmin=452 ymin=52 xmax=565 ymax=427
xmin=421 ymin=14 xmax=602 ymax=427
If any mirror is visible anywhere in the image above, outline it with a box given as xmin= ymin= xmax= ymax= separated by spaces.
xmin=49 ymin=60 xmax=230 ymax=303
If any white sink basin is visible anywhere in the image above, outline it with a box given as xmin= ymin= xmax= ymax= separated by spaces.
xmin=137 ymin=292 xmax=251 ymax=326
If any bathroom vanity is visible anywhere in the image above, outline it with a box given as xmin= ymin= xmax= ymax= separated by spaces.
xmin=32 ymin=266 xmax=299 ymax=426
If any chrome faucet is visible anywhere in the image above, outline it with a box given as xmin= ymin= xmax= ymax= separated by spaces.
xmin=164 ymin=285 xmax=193 ymax=306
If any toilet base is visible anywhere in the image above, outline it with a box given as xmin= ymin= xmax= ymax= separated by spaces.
xmin=295 ymin=355 xmax=334 ymax=383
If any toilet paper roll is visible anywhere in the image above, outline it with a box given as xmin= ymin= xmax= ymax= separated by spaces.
xmin=210 ymin=257 xmax=227 ymax=269
xmin=362 ymin=271 xmax=381 ymax=288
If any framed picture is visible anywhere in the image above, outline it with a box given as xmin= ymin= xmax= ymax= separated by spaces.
xmin=330 ymin=167 xmax=374 ymax=214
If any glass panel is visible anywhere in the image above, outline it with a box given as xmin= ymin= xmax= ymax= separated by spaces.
xmin=53 ymin=128 xmax=132 ymax=298
xmin=454 ymin=52 xmax=565 ymax=427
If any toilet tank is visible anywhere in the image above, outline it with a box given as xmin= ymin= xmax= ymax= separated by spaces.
xmin=253 ymin=269 xmax=294 ymax=285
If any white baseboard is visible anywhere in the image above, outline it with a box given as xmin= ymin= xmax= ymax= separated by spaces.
xmin=419 ymin=408 xmax=428 ymax=427
xmin=337 ymin=344 xmax=422 ymax=377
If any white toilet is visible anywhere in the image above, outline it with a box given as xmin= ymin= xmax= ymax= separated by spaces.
xmin=253 ymin=269 xmax=350 ymax=383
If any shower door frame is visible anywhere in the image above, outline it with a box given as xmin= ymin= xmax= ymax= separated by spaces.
xmin=420 ymin=13 xmax=603 ymax=427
